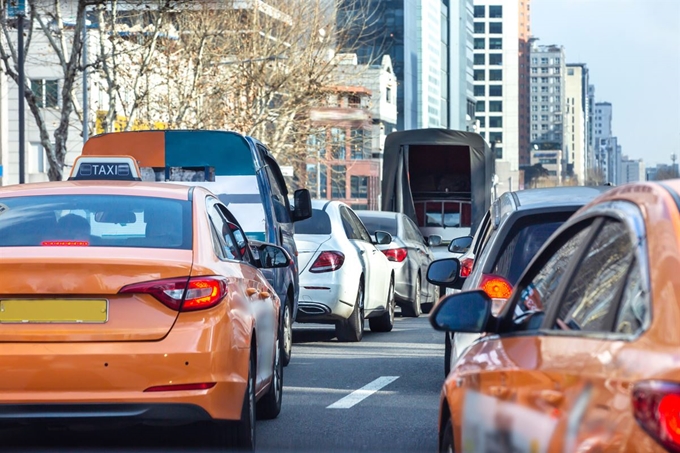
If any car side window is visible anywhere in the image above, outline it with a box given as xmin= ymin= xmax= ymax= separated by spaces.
xmin=339 ymin=207 xmax=359 ymax=240
xmin=207 ymin=203 xmax=240 ymax=260
xmin=473 ymin=211 xmax=492 ymax=256
xmin=614 ymin=258 xmax=650 ymax=335
xmin=347 ymin=209 xmax=373 ymax=243
xmin=406 ymin=218 xmax=424 ymax=243
xmin=215 ymin=204 xmax=253 ymax=264
xmin=512 ymin=224 xmax=593 ymax=324
xmin=553 ymin=220 xmax=635 ymax=333
xmin=265 ymin=164 xmax=291 ymax=224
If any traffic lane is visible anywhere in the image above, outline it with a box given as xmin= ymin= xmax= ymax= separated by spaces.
xmin=258 ymin=315 xmax=444 ymax=452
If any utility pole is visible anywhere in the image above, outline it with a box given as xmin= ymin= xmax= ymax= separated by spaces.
xmin=82 ymin=4 xmax=88 ymax=143
xmin=16 ymin=1 xmax=26 ymax=184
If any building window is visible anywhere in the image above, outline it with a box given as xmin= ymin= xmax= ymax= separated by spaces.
xmin=474 ymin=85 xmax=485 ymax=96
xmin=489 ymin=5 xmax=502 ymax=18
xmin=477 ymin=116 xmax=486 ymax=127
xmin=476 ymin=100 xmax=486 ymax=112
xmin=489 ymin=38 xmax=502 ymax=50
xmin=567 ymin=68 xmax=574 ymax=75
xmin=489 ymin=116 xmax=502 ymax=128
xmin=350 ymin=129 xmax=369 ymax=160
xmin=541 ymin=67 xmax=549 ymax=74
xmin=530 ymin=76 xmax=537 ymax=83
xmin=489 ymin=22 xmax=502 ymax=34
xmin=474 ymin=38 xmax=485 ymax=50
xmin=532 ymin=124 xmax=538 ymax=131
xmin=474 ymin=5 xmax=485 ymax=17
xmin=531 ymin=114 xmax=538 ymax=121
xmin=541 ymin=86 xmax=549 ymax=93
xmin=541 ymin=105 xmax=549 ymax=112
xmin=489 ymin=69 xmax=502 ymax=81
xmin=541 ymin=96 xmax=549 ymax=102
xmin=542 ymin=124 xmax=549 ymax=131
xmin=531 ymin=57 xmax=538 ymax=64
xmin=331 ymin=165 xmax=346 ymax=198
xmin=474 ymin=69 xmax=485 ymax=81
xmin=555 ymin=57 xmax=561 ymax=64
xmin=531 ymin=67 xmax=538 ymax=74
xmin=489 ymin=54 xmax=502 ymax=65
xmin=489 ymin=85 xmax=502 ymax=97
xmin=531 ymin=95 xmax=538 ymax=102
xmin=350 ymin=175 xmax=368 ymax=199
xmin=386 ymin=87 xmax=392 ymax=103
xmin=540 ymin=77 xmax=548 ymax=83
xmin=474 ymin=53 xmax=485 ymax=65
xmin=541 ymin=115 xmax=549 ymax=121
xmin=541 ymin=57 xmax=548 ymax=64
xmin=30 ymin=79 xmax=59 ymax=108
xmin=531 ymin=86 xmax=538 ymax=93
xmin=532 ymin=105 xmax=538 ymax=112
xmin=554 ymin=76 xmax=561 ymax=83
xmin=474 ymin=22 xmax=485 ymax=33
xmin=330 ymin=127 xmax=346 ymax=160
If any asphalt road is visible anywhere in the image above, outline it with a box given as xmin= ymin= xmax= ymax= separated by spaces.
xmin=1 ymin=314 xmax=445 ymax=452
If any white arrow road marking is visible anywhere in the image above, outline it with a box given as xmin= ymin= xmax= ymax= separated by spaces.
xmin=327 ymin=376 xmax=399 ymax=409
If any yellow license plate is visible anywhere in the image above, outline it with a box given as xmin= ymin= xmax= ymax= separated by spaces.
xmin=0 ymin=299 xmax=108 ymax=323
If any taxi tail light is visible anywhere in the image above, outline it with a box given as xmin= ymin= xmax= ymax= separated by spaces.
xmin=459 ymin=257 xmax=474 ymax=278
xmin=633 ymin=381 xmax=680 ymax=452
xmin=480 ymin=274 xmax=513 ymax=300
xmin=309 ymin=251 xmax=345 ymax=273
xmin=382 ymin=247 xmax=408 ymax=262
xmin=144 ymin=382 xmax=216 ymax=392
xmin=119 ymin=276 xmax=228 ymax=312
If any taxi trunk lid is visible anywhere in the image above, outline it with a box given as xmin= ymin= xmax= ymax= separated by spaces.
xmin=0 ymin=247 xmax=193 ymax=342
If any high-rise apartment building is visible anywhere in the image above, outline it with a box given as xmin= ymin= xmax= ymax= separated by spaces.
xmin=593 ymin=101 xmax=614 ymax=182
xmin=529 ymin=42 xmax=566 ymax=161
xmin=565 ymin=63 xmax=589 ymax=184
xmin=620 ymin=156 xmax=645 ymax=184
xmin=587 ymin=84 xmax=596 ymax=174
xmin=343 ymin=0 xmax=475 ymax=131
xmin=472 ymin=0 xmax=530 ymax=191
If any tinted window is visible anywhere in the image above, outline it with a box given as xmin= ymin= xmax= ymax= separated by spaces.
xmin=357 ymin=215 xmax=398 ymax=236
xmin=555 ymin=220 xmax=635 ymax=332
xmin=207 ymin=204 xmax=239 ymax=260
xmin=0 ymin=195 xmax=191 ymax=249
xmin=491 ymin=219 xmax=564 ymax=285
xmin=513 ymin=225 xmax=592 ymax=322
xmin=295 ymin=209 xmax=332 ymax=235
xmin=347 ymin=209 xmax=373 ymax=243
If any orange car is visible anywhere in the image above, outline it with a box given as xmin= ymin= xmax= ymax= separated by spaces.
xmin=0 ymin=176 xmax=290 ymax=450
xmin=427 ymin=181 xmax=680 ymax=452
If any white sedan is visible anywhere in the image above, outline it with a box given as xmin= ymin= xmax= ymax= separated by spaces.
xmin=294 ymin=200 xmax=396 ymax=342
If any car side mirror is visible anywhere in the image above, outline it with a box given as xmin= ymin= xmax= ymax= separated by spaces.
xmin=291 ymin=189 xmax=312 ymax=222
xmin=448 ymin=235 xmax=473 ymax=253
xmin=374 ymin=230 xmax=392 ymax=245
xmin=426 ymin=234 xmax=442 ymax=247
xmin=251 ymin=242 xmax=291 ymax=269
xmin=429 ymin=290 xmax=493 ymax=333
xmin=426 ymin=258 xmax=460 ymax=288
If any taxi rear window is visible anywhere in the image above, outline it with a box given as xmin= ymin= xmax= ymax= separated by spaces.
xmin=0 ymin=195 xmax=192 ymax=249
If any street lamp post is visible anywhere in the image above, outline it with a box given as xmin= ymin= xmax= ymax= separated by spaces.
xmin=9 ymin=0 xmax=27 ymax=183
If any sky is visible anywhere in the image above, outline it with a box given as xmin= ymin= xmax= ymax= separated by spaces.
xmin=531 ymin=0 xmax=680 ymax=166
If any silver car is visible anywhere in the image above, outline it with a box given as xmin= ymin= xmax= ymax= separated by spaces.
xmin=356 ymin=211 xmax=440 ymax=317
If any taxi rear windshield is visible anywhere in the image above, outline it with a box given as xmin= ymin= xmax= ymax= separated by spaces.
xmin=0 ymin=195 xmax=192 ymax=249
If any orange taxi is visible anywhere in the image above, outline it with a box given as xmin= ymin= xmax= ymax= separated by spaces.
xmin=0 ymin=157 xmax=290 ymax=450
xmin=427 ymin=181 xmax=680 ymax=452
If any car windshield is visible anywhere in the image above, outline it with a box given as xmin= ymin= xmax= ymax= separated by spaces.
xmin=294 ymin=208 xmax=332 ymax=235
xmin=357 ymin=216 xmax=398 ymax=236
xmin=491 ymin=219 xmax=564 ymax=285
xmin=0 ymin=195 xmax=192 ymax=249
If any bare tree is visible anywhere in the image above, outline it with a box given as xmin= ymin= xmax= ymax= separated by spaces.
xmin=0 ymin=0 xmax=88 ymax=181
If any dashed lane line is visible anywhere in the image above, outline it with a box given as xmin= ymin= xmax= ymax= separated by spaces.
xmin=326 ymin=376 xmax=400 ymax=409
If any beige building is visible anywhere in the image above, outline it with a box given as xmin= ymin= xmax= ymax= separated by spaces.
xmin=565 ymin=64 xmax=587 ymax=184
xmin=530 ymin=147 xmax=562 ymax=186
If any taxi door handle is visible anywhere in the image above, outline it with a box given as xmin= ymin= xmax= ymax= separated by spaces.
xmin=246 ymin=288 xmax=258 ymax=297
xmin=489 ymin=386 xmax=511 ymax=399
xmin=537 ymin=389 xmax=564 ymax=406
xmin=259 ymin=291 xmax=270 ymax=299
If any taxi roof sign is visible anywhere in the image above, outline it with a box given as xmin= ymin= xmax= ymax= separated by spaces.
xmin=69 ymin=155 xmax=142 ymax=181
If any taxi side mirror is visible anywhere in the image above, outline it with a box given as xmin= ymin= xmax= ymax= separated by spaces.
xmin=426 ymin=258 xmax=460 ymax=288
xmin=429 ymin=290 xmax=492 ymax=333
xmin=426 ymin=234 xmax=442 ymax=247
xmin=252 ymin=242 xmax=291 ymax=269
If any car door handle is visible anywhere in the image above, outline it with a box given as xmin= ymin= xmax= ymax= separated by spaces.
xmin=489 ymin=386 xmax=511 ymax=399
xmin=246 ymin=287 xmax=258 ymax=297
xmin=359 ymin=249 xmax=365 ymax=254
xmin=259 ymin=291 xmax=270 ymax=299
xmin=535 ymin=389 xmax=564 ymax=406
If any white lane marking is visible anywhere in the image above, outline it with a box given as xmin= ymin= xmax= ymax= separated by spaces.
xmin=327 ymin=376 xmax=399 ymax=409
